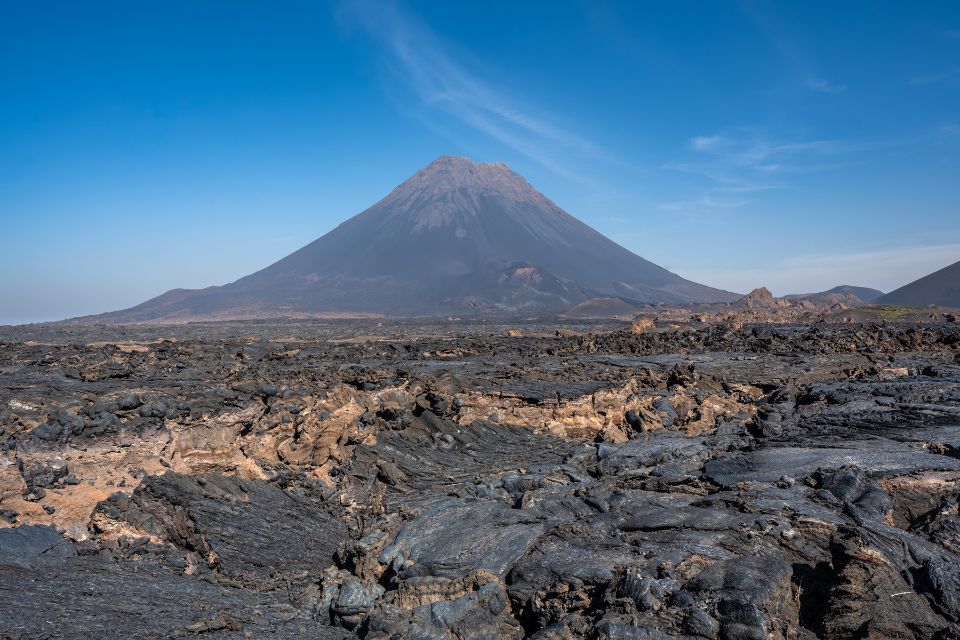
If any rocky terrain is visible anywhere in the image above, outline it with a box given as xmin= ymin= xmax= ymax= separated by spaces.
xmin=2 ymin=317 xmax=960 ymax=639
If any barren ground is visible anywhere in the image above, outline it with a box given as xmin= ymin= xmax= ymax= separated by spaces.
xmin=2 ymin=318 xmax=960 ymax=639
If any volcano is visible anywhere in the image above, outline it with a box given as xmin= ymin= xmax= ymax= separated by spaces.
xmin=878 ymin=260 xmax=960 ymax=308
xmin=77 ymin=156 xmax=737 ymax=323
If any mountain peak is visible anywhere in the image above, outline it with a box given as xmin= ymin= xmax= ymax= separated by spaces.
xmin=422 ymin=155 xmax=510 ymax=172
xmin=76 ymin=159 xmax=738 ymax=323
xmin=382 ymin=156 xmax=544 ymax=223
xmin=409 ymin=155 xmax=520 ymax=191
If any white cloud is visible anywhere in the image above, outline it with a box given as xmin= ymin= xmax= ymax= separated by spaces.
xmin=662 ymin=131 xmax=848 ymax=210
xmin=690 ymin=135 xmax=722 ymax=151
xmin=686 ymin=134 xmax=843 ymax=167
xmin=656 ymin=192 xmax=755 ymax=211
xmin=806 ymin=78 xmax=846 ymax=94
xmin=910 ymin=67 xmax=960 ymax=86
xmin=339 ymin=1 xmax=611 ymax=179
xmin=677 ymin=243 xmax=960 ymax=296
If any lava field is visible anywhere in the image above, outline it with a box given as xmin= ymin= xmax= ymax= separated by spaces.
xmin=2 ymin=319 xmax=960 ymax=639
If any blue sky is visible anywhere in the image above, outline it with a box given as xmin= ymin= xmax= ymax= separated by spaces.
xmin=1 ymin=1 xmax=959 ymax=324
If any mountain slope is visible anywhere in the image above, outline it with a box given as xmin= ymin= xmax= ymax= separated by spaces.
xmin=877 ymin=260 xmax=960 ymax=308
xmin=75 ymin=156 xmax=737 ymax=323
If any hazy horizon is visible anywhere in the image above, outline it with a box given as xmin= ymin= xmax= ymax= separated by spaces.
xmin=2 ymin=1 xmax=959 ymax=324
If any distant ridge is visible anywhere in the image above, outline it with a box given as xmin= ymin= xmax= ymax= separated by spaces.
xmin=784 ymin=285 xmax=884 ymax=305
xmin=822 ymin=285 xmax=884 ymax=303
xmin=877 ymin=260 xmax=960 ymax=308
xmin=71 ymin=156 xmax=737 ymax=324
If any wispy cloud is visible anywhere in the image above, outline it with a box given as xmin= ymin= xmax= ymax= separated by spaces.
xmin=338 ymin=1 xmax=611 ymax=179
xmin=806 ymin=78 xmax=846 ymax=94
xmin=686 ymin=134 xmax=844 ymax=166
xmin=657 ymin=194 xmax=754 ymax=211
xmin=679 ymin=243 xmax=960 ymax=295
xmin=910 ymin=67 xmax=960 ymax=86
xmin=661 ymin=130 xmax=849 ymax=210
xmin=738 ymin=3 xmax=847 ymax=95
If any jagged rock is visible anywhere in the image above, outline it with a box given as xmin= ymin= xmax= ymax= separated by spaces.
xmin=93 ymin=472 xmax=347 ymax=589
xmin=822 ymin=531 xmax=946 ymax=639
xmin=735 ymin=287 xmax=783 ymax=310
xmin=1 ymin=320 xmax=960 ymax=638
